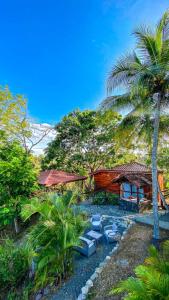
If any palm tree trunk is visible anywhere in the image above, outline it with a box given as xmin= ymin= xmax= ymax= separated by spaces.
xmin=151 ymin=93 xmax=161 ymax=241
xmin=14 ymin=217 xmax=20 ymax=234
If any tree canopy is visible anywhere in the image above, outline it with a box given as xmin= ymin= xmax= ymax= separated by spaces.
xmin=42 ymin=109 xmax=121 ymax=174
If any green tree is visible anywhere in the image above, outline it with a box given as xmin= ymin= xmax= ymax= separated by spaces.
xmin=0 ymin=86 xmax=28 ymax=139
xmin=42 ymin=109 xmax=121 ymax=175
xmin=21 ymin=192 xmax=87 ymax=290
xmin=0 ymin=140 xmax=37 ymax=233
xmin=105 ymin=10 xmax=169 ymax=240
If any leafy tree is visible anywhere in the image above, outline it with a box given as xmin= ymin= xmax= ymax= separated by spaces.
xmin=0 ymin=85 xmax=53 ymax=154
xmin=0 ymin=86 xmax=28 ymax=139
xmin=21 ymin=192 xmax=87 ymax=290
xmin=0 ymin=140 xmax=37 ymax=232
xmin=42 ymin=109 xmax=121 ymax=175
xmin=112 ymin=240 xmax=169 ymax=299
xmin=105 ymin=10 xmax=169 ymax=240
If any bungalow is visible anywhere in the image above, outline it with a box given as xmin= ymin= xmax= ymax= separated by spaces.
xmin=91 ymin=162 xmax=164 ymax=212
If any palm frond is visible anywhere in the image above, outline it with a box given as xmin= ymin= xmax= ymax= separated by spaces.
xmin=157 ymin=10 xmax=169 ymax=41
xmin=100 ymin=93 xmax=134 ymax=111
xmin=133 ymin=26 xmax=159 ymax=64
xmin=107 ymin=52 xmax=143 ymax=92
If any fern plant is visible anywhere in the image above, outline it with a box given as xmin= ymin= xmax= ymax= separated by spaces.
xmin=21 ymin=191 xmax=87 ymax=290
xmin=111 ymin=240 xmax=169 ymax=299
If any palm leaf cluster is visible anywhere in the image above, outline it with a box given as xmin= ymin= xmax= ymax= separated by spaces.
xmin=21 ymin=192 xmax=87 ymax=290
xmin=101 ymin=10 xmax=169 ymax=148
xmin=112 ymin=240 xmax=169 ymax=300
xmin=101 ymin=10 xmax=169 ymax=240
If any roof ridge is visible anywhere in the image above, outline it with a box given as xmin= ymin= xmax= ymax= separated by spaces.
xmin=112 ymin=161 xmax=150 ymax=169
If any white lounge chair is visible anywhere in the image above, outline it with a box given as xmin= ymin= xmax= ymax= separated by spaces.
xmin=104 ymin=223 xmax=121 ymax=243
xmin=74 ymin=236 xmax=96 ymax=257
xmin=91 ymin=214 xmax=102 ymax=231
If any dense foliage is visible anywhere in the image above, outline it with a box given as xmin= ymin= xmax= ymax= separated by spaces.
xmin=42 ymin=109 xmax=121 ymax=174
xmin=21 ymin=192 xmax=87 ymax=290
xmin=112 ymin=240 xmax=169 ymax=299
xmin=0 ymin=239 xmax=30 ymax=292
xmin=0 ymin=140 xmax=37 ymax=230
xmin=91 ymin=191 xmax=119 ymax=205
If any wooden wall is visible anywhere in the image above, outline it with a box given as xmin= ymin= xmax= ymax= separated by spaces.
xmin=93 ymin=171 xmax=164 ymax=204
xmin=93 ymin=171 xmax=120 ymax=194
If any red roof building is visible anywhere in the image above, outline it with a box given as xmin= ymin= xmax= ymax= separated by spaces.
xmin=91 ymin=162 xmax=164 ymax=206
xmin=39 ymin=170 xmax=87 ymax=187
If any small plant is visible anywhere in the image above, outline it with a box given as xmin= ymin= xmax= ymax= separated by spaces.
xmin=111 ymin=240 xmax=169 ymax=299
xmin=92 ymin=191 xmax=119 ymax=205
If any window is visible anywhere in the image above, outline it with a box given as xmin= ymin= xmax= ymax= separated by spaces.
xmin=122 ymin=182 xmax=144 ymax=199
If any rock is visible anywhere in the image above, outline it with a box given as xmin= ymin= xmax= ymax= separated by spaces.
xmin=90 ymin=272 xmax=98 ymax=281
xmin=81 ymin=286 xmax=89 ymax=295
xmin=35 ymin=294 xmax=42 ymax=300
xmin=105 ymin=256 xmax=111 ymax=261
xmin=77 ymin=294 xmax=82 ymax=300
xmin=43 ymin=287 xmax=49 ymax=295
xmin=86 ymin=279 xmax=93 ymax=288
xmin=117 ymin=259 xmax=129 ymax=267
xmin=95 ymin=267 xmax=103 ymax=274
xmin=77 ymin=294 xmax=85 ymax=300
xmin=99 ymin=262 xmax=106 ymax=267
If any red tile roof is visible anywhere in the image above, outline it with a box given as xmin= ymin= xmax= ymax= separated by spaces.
xmin=112 ymin=173 xmax=152 ymax=187
xmin=39 ymin=170 xmax=87 ymax=187
xmin=91 ymin=162 xmax=155 ymax=175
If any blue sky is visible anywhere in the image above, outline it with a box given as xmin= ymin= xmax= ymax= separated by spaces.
xmin=0 ymin=0 xmax=168 ymax=123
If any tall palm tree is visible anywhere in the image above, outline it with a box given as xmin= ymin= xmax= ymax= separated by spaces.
xmin=106 ymin=10 xmax=169 ymax=240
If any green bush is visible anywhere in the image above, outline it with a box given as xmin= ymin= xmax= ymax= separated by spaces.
xmin=0 ymin=240 xmax=29 ymax=292
xmin=92 ymin=191 xmax=119 ymax=205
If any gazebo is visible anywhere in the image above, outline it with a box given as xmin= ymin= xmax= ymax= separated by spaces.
xmin=38 ymin=170 xmax=87 ymax=189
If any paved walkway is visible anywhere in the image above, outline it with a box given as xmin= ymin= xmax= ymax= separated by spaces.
xmin=135 ymin=212 xmax=169 ymax=231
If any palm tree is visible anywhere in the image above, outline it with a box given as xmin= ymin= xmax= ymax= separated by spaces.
xmin=21 ymin=192 xmax=87 ymax=289
xmin=106 ymin=10 xmax=169 ymax=241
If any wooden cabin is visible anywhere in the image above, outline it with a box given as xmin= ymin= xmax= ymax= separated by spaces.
xmin=91 ymin=162 xmax=164 ymax=211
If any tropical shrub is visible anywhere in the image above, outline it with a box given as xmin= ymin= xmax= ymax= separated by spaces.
xmin=21 ymin=192 xmax=87 ymax=290
xmin=0 ymin=239 xmax=30 ymax=292
xmin=92 ymin=191 xmax=119 ymax=205
xmin=111 ymin=240 xmax=169 ymax=299
xmin=0 ymin=141 xmax=37 ymax=204
xmin=0 ymin=140 xmax=38 ymax=232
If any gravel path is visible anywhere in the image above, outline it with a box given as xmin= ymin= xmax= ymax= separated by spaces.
xmin=87 ymin=224 xmax=169 ymax=300
xmin=46 ymin=205 xmax=135 ymax=300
